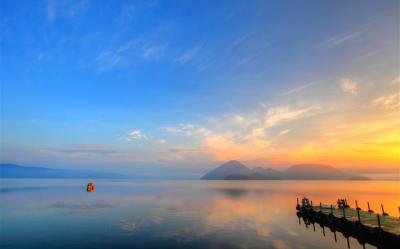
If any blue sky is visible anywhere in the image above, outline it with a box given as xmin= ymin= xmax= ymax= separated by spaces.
xmin=1 ymin=0 xmax=399 ymax=178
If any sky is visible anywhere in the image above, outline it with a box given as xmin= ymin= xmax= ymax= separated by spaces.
xmin=0 ymin=0 xmax=399 ymax=178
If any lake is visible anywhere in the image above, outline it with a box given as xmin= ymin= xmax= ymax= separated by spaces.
xmin=0 ymin=179 xmax=398 ymax=249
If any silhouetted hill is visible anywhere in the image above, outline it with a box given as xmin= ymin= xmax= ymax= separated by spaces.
xmin=252 ymin=166 xmax=283 ymax=178
xmin=0 ymin=163 xmax=127 ymax=179
xmin=284 ymin=164 xmax=346 ymax=180
xmin=201 ymin=160 xmax=251 ymax=180
xmin=201 ymin=161 xmax=369 ymax=180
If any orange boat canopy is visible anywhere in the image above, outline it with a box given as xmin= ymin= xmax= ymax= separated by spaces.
xmin=86 ymin=183 xmax=96 ymax=192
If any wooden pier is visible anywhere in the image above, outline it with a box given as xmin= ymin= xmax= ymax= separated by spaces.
xmin=296 ymin=198 xmax=399 ymax=249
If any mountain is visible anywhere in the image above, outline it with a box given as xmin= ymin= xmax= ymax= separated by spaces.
xmin=252 ymin=166 xmax=283 ymax=178
xmin=283 ymin=164 xmax=345 ymax=180
xmin=201 ymin=161 xmax=369 ymax=180
xmin=0 ymin=163 xmax=127 ymax=179
xmin=201 ymin=160 xmax=251 ymax=180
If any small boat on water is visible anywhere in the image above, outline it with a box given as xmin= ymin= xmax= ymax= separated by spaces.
xmin=86 ymin=183 xmax=96 ymax=192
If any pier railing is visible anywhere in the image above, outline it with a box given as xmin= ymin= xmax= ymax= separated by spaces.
xmin=296 ymin=198 xmax=399 ymax=249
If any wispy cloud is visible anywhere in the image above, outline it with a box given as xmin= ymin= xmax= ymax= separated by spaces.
xmin=391 ymin=76 xmax=400 ymax=85
xmin=57 ymin=144 xmax=119 ymax=155
xmin=154 ymin=139 xmax=166 ymax=145
xmin=96 ymin=38 xmax=166 ymax=71
xmin=46 ymin=0 xmax=90 ymax=22
xmin=372 ymin=92 xmax=400 ymax=110
xmin=164 ymin=123 xmax=211 ymax=137
xmin=264 ymin=106 xmax=319 ymax=128
xmin=228 ymin=32 xmax=253 ymax=50
xmin=168 ymin=147 xmax=204 ymax=154
xmin=278 ymin=129 xmax=291 ymax=136
xmin=321 ymin=31 xmax=363 ymax=48
xmin=340 ymin=78 xmax=358 ymax=95
xmin=281 ymin=82 xmax=318 ymax=96
xmin=47 ymin=0 xmax=55 ymax=21
xmin=176 ymin=44 xmax=203 ymax=63
xmin=142 ymin=46 xmax=165 ymax=59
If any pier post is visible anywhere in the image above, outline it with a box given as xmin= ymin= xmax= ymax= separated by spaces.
xmin=342 ymin=206 xmax=346 ymax=218
xmin=381 ymin=204 xmax=388 ymax=216
xmin=330 ymin=204 xmax=333 ymax=215
xmin=355 ymin=200 xmax=361 ymax=222
xmin=320 ymin=202 xmax=322 ymax=212
xmin=367 ymin=202 xmax=373 ymax=213
xmin=355 ymin=200 xmax=360 ymax=210
xmin=376 ymin=214 xmax=382 ymax=237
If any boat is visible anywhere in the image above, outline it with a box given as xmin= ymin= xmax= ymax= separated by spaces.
xmin=86 ymin=183 xmax=96 ymax=192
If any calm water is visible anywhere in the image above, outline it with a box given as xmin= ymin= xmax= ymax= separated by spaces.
xmin=0 ymin=179 xmax=399 ymax=249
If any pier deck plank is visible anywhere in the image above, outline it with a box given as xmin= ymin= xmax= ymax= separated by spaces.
xmin=312 ymin=205 xmax=400 ymax=235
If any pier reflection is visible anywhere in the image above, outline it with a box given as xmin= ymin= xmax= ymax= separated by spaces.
xmin=297 ymin=211 xmax=398 ymax=249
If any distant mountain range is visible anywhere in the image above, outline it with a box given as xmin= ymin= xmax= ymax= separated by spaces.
xmin=0 ymin=163 xmax=127 ymax=179
xmin=201 ymin=160 xmax=370 ymax=180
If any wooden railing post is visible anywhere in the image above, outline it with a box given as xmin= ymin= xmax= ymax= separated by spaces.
xmin=367 ymin=202 xmax=373 ymax=213
xmin=376 ymin=214 xmax=382 ymax=237
xmin=342 ymin=206 xmax=346 ymax=218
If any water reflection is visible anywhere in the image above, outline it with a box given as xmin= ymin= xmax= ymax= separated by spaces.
xmin=297 ymin=216 xmax=378 ymax=249
xmin=0 ymin=179 xmax=398 ymax=249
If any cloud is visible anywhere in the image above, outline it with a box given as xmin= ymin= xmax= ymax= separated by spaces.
xmin=164 ymin=123 xmax=211 ymax=137
xmin=281 ymin=82 xmax=318 ymax=96
xmin=128 ymin=129 xmax=146 ymax=139
xmin=391 ymin=76 xmax=400 ymax=85
xmin=96 ymin=39 xmax=166 ymax=71
xmin=47 ymin=0 xmax=55 ymax=21
xmin=46 ymin=0 xmax=90 ymax=22
xmin=321 ymin=31 xmax=363 ymax=48
xmin=160 ymin=104 xmax=320 ymax=163
xmin=142 ymin=46 xmax=165 ymax=59
xmin=96 ymin=50 xmax=123 ymax=72
xmin=69 ymin=144 xmax=107 ymax=150
xmin=340 ymin=78 xmax=358 ymax=95
xmin=278 ymin=129 xmax=291 ymax=136
xmin=176 ymin=44 xmax=203 ymax=63
xmin=228 ymin=32 xmax=253 ymax=50
xmin=372 ymin=92 xmax=400 ymax=110
xmin=57 ymin=144 xmax=119 ymax=155
xmin=168 ymin=147 xmax=204 ymax=154
xmin=264 ymin=106 xmax=319 ymax=128
xmin=154 ymin=139 xmax=166 ymax=145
